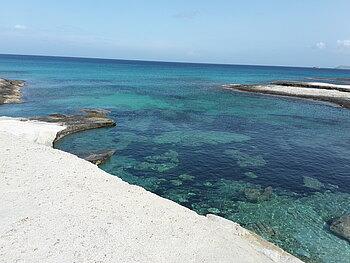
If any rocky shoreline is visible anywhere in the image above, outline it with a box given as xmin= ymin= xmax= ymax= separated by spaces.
xmin=28 ymin=109 xmax=116 ymax=143
xmin=27 ymin=109 xmax=117 ymax=165
xmin=0 ymin=78 xmax=25 ymax=104
xmin=0 ymin=128 xmax=303 ymax=263
xmin=224 ymin=81 xmax=350 ymax=109
xmin=1 ymin=109 xmax=116 ymax=165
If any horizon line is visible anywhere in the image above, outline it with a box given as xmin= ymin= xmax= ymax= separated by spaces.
xmin=0 ymin=53 xmax=339 ymax=70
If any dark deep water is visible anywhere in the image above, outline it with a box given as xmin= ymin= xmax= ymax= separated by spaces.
xmin=1 ymin=54 xmax=350 ymax=262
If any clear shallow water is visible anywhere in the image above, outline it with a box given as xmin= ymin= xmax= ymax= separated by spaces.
xmin=1 ymin=54 xmax=350 ymax=262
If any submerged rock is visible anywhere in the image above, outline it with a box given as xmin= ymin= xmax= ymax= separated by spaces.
xmin=247 ymin=222 xmax=278 ymax=240
xmin=81 ymin=149 xmax=116 ymax=166
xmin=80 ymin=108 xmax=112 ymax=115
xmin=225 ymin=150 xmax=267 ymax=167
xmin=179 ymin=174 xmax=195 ymax=180
xmin=135 ymin=150 xmax=179 ymax=172
xmin=154 ymin=129 xmax=250 ymax=147
xmin=164 ymin=190 xmax=196 ymax=204
xmin=0 ymin=78 xmax=25 ymax=104
xmin=241 ymin=186 xmax=273 ymax=203
xmin=303 ymin=176 xmax=325 ymax=190
xmin=170 ymin=180 xmax=183 ymax=186
xmin=207 ymin=208 xmax=221 ymax=214
xmin=244 ymin=172 xmax=258 ymax=179
xmin=330 ymin=214 xmax=350 ymax=242
xmin=145 ymin=150 xmax=179 ymax=163
xmin=134 ymin=161 xmax=177 ymax=172
xmin=28 ymin=109 xmax=116 ymax=142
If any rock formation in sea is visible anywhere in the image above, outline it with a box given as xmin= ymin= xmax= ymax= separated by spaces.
xmin=224 ymin=81 xmax=350 ymax=109
xmin=80 ymin=149 xmax=116 ymax=165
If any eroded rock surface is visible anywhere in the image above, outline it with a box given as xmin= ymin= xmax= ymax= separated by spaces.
xmin=28 ymin=109 xmax=116 ymax=142
xmin=330 ymin=214 xmax=350 ymax=242
xmin=0 ymin=78 xmax=25 ymax=104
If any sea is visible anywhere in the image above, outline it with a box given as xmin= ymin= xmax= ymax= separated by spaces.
xmin=1 ymin=54 xmax=350 ymax=262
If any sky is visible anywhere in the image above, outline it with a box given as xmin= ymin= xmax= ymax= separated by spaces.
xmin=1 ymin=0 xmax=350 ymax=67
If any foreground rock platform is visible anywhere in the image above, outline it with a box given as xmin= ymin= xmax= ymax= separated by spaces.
xmin=0 ymin=131 xmax=303 ymax=263
xmin=0 ymin=78 xmax=25 ymax=104
xmin=224 ymin=81 xmax=350 ymax=109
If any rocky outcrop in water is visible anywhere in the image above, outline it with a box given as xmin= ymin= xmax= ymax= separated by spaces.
xmin=81 ymin=149 xmax=116 ymax=165
xmin=330 ymin=214 xmax=350 ymax=242
xmin=224 ymin=81 xmax=350 ymax=109
xmin=28 ymin=109 xmax=116 ymax=143
xmin=0 ymin=78 xmax=25 ymax=104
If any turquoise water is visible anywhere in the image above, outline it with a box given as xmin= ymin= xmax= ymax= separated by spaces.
xmin=1 ymin=54 xmax=350 ymax=262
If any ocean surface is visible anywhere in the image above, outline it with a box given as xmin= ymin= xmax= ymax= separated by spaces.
xmin=1 ymin=54 xmax=350 ymax=262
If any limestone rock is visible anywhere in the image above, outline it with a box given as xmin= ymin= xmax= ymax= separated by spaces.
xmin=81 ymin=149 xmax=116 ymax=166
xmin=28 ymin=110 xmax=116 ymax=142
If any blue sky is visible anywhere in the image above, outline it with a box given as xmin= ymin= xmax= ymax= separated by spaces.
xmin=1 ymin=0 xmax=350 ymax=67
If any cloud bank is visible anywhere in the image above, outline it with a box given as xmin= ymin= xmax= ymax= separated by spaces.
xmin=14 ymin=24 xmax=27 ymax=30
xmin=315 ymin=42 xmax=326 ymax=49
xmin=337 ymin=40 xmax=350 ymax=49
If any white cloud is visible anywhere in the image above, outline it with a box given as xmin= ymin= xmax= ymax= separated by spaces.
xmin=337 ymin=40 xmax=350 ymax=48
xmin=14 ymin=24 xmax=27 ymax=30
xmin=315 ymin=42 xmax=326 ymax=49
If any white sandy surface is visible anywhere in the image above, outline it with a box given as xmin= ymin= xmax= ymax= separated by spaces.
xmin=223 ymin=82 xmax=350 ymax=100
xmin=0 ymin=117 xmax=65 ymax=146
xmin=301 ymin=82 xmax=350 ymax=90
xmin=250 ymin=85 xmax=350 ymax=98
xmin=0 ymin=121 xmax=303 ymax=263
